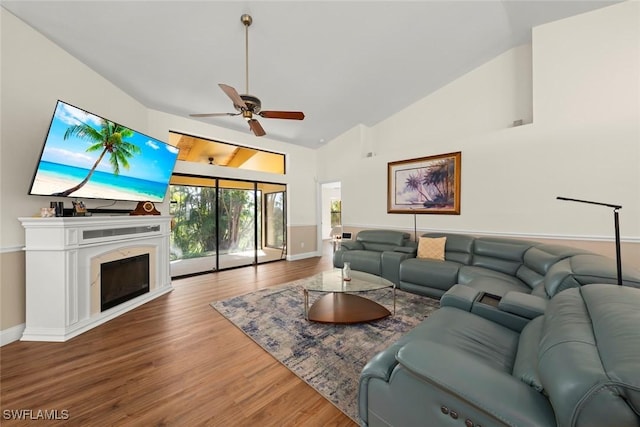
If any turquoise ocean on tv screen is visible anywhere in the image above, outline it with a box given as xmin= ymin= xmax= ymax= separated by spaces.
xmin=35 ymin=160 xmax=169 ymax=201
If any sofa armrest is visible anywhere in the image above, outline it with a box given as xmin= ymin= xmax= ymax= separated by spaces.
xmin=359 ymin=340 xmax=407 ymax=422
xmin=393 ymin=245 xmax=417 ymax=255
xmin=440 ymin=284 xmax=480 ymax=311
xmin=396 ymin=341 xmax=556 ymax=427
xmin=498 ymin=292 xmax=547 ymax=319
xmin=339 ymin=240 xmax=363 ymax=251
xmin=381 ymin=250 xmax=414 ymax=285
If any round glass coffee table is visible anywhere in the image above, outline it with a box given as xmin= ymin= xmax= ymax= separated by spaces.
xmin=303 ymin=269 xmax=396 ymax=324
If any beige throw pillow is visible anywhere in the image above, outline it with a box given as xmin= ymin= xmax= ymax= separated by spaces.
xmin=417 ymin=237 xmax=446 ymax=260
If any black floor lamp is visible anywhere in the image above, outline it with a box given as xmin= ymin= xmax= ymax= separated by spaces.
xmin=557 ymin=196 xmax=623 ymax=285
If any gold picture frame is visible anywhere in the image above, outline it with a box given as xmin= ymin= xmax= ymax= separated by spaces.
xmin=387 ymin=151 xmax=461 ymax=214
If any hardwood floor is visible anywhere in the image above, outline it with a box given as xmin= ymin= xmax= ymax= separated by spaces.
xmin=1 ymin=244 xmax=355 ymax=426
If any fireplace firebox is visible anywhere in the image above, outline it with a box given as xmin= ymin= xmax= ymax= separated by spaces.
xmin=101 ymin=253 xmax=150 ymax=311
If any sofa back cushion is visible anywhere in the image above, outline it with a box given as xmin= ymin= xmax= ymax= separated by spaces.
xmin=537 ymin=285 xmax=640 ymax=427
xmin=471 ymin=237 xmax=536 ymax=276
xmin=516 ymin=244 xmax=590 ymax=289
xmin=356 ymin=230 xmax=410 ymax=252
xmin=543 ymin=253 xmax=640 ymax=298
xmin=421 ymin=232 xmax=474 ymax=264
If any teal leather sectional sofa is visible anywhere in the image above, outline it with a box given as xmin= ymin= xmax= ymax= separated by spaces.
xmin=339 ymin=230 xmax=640 ymax=426
xmin=335 ymin=231 xmax=640 ymax=300
xmin=359 ymin=284 xmax=640 ymax=426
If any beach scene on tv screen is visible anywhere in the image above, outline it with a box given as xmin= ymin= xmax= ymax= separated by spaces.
xmin=30 ymin=102 xmax=179 ymax=202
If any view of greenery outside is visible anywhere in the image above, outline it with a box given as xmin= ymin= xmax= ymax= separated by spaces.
xmin=218 ymin=187 xmax=256 ymax=255
xmin=330 ymin=200 xmax=342 ymax=227
xmin=169 ymin=184 xmax=257 ymax=261
xmin=265 ymin=192 xmax=285 ymax=248
xmin=169 ymin=185 xmax=216 ymax=261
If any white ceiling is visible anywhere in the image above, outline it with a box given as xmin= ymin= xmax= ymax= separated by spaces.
xmin=2 ymin=1 xmax=620 ymax=149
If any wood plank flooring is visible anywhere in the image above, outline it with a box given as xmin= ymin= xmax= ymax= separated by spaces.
xmin=0 ymin=244 xmax=355 ymax=426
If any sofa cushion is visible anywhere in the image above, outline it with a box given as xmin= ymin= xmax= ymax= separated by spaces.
xmin=404 ymin=307 xmax=520 ymax=373
xmin=356 ymin=229 xmax=410 ymax=247
xmin=459 ymin=266 xmax=531 ymax=289
xmin=512 ymin=316 xmax=544 ymax=392
xmin=515 ymin=244 xmax=586 ymax=289
xmin=471 ymin=237 xmax=535 ymax=276
xmin=464 ymin=276 xmax=531 ymax=297
xmin=421 ymin=232 xmax=474 ymax=264
xmin=417 ymin=236 xmax=446 ymax=260
xmin=400 ymin=258 xmax=462 ymax=291
xmin=342 ymin=250 xmax=384 ymax=275
xmin=538 ymin=285 xmax=640 ymax=427
xmin=569 ymin=254 xmax=640 ymax=288
xmin=523 ymin=244 xmax=588 ymax=275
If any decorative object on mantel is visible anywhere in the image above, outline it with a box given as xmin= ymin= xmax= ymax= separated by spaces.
xmin=40 ymin=207 xmax=56 ymax=217
xmin=130 ymin=201 xmax=160 ymax=215
xmin=387 ymin=151 xmax=461 ymax=214
xmin=211 ymin=280 xmax=439 ymax=422
xmin=72 ymin=200 xmax=87 ymax=216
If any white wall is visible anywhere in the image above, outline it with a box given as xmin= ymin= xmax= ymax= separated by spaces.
xmin=0 ymin=7 xmax=318 ymax=250
xmin=0 ymin=8 xmax=149 ymax=247
xmin=0 ymin=7 xmax=318 ymax=336
xmin=317 ymin=2 xmax=640 ymax=246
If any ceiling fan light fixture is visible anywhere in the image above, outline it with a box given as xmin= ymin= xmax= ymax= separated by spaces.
xmin=237 ymin=94 xmax=261 ymax=113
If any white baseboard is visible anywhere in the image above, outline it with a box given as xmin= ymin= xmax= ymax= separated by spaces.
xmin=287 ymin=250 xmax=322 ymax=261
xmin=1 ymin=323 xmax=25 ymax=346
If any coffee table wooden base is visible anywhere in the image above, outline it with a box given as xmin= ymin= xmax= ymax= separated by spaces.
xmin=306 ymin=293 xmax=391 ymax=324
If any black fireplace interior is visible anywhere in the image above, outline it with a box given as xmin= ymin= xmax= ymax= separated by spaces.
xmin=101 ymin=253 xmax=150 ymax=311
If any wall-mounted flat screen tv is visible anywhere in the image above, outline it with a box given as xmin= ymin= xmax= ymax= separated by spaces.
xmin=29 ymin=100 xmax=179 ymax=203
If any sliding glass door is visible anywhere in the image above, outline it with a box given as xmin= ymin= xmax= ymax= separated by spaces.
xmin=169 ymin=176 xmax=218 ymax=276
xmin=264 ymin=186 xmax=286 ymax=255
xmin=169 ymin=175 xmax=286 ymax=277
xmin=217 ymin=180 xmax=257 ymax=269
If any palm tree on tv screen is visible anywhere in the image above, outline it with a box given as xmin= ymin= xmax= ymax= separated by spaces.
xmin=54 ymin=118 xmax=141 ymax=197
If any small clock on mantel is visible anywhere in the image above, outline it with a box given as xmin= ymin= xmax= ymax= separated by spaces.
xmin=130 ymin=201 xmax=161 ymax=216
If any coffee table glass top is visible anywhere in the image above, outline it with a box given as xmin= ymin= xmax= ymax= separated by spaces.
xmin=303 ymin=269 xmax=394 ymax=293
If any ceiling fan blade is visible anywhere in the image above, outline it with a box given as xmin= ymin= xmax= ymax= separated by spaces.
xmin=189 ymin=112 xmax=239 ymax=118
xmin=259 ymin=111 xmax=305 ymax=120
xmin=219 ymin=83 xmax=248 ymax=109
xmin=248 ymin=119 xmax=266 ymax=137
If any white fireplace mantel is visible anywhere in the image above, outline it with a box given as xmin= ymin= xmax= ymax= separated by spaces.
xmin=19 ymin=215 xmax=173 ymax=342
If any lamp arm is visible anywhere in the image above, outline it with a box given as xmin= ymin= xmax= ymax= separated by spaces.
xmin=556 ymin=196 xmax=622 ymax=210
xmin=557 ymin=196 xmax=623 ymax=286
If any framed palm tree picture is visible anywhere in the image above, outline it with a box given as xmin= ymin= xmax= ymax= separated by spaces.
xmin=387 ymin=151 xmax=461 ymax=214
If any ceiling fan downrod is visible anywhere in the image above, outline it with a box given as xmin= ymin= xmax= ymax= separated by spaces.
xmin=241 ymin=14 xmax=252 ymax=95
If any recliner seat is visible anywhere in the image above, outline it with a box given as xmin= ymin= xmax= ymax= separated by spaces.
xmin=358 ymin=284 xmax=640 ymax=427
xmin=333 ymin=230 xmax=414 ymax=277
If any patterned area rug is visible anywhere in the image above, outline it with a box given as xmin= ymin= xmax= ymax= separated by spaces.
xmin=211 ymin=276 xmax=440 ymax=422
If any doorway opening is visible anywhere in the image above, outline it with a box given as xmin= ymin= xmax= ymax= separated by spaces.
xmin=320 ymin=181 xmax=342 ymax=242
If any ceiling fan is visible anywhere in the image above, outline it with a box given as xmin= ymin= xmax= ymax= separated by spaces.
xmin=190 ymin=14 xmax=305 ymax=137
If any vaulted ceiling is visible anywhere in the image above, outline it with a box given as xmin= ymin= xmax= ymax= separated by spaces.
xmin=2 ymin=1 xmax=621 ymax=148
